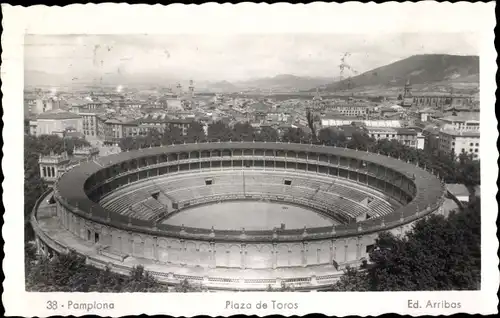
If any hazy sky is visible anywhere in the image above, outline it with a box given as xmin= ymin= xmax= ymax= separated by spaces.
xmin=24 ymin=33 xmax=478 ymax=82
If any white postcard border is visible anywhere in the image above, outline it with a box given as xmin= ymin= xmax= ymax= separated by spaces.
xmin=2 ymin=2 xmax=498 ymax=316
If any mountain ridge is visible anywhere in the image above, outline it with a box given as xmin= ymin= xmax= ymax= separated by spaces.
xmin=319 ymin=54 xmax=479 ymax=92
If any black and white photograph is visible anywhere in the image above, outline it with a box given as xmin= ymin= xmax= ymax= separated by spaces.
xmin=2 ymin=2 xmax=497 ymax=317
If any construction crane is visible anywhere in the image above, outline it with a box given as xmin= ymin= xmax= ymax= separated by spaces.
xmin=339 ymin=52 xmax=359 ymax=91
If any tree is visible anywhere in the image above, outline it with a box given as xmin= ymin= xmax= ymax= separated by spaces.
xmin=282 ymin=127 xmax=310 ymax=144
xmin=174 ymin=279 xmax=202 ymax=293
xmin=331 ymin=266 xmax=370 ymax=291
xmin=326 ymin=200 xmax=481 ymax=292
xmin=306 ymin=109 xmax=317 ymax=142
xmin=256 ymin=126 xmax=279 ymax=142
xmin=26 ymin=251 xmax=170 ymax=292
xmin=232 ymin=122 xmax=256 ymax=142
xmin=24 ymin=118 xmax=30 ymax=134
xmin=163 ymin=125 xmax=184 ymax=144
xmin=24 ymin=135 xmax=90 ymax=240
xmin=318 ymin=128 xmax=340 ymax=146
xmin=121 ymin=265 xmax=169 ymax=292
xmin=119 ymin=136 xmax=139 ymax=151
xmin=144 ymin=129 xmax=162 ymax=147
xmin=207 ymin=121 xmax=233 ymax=142
xmin=92 ymin=266 xmax=127 ymax=292
xmin=280 ymin=281 xmax=295 ymax=291
xmin=64 ymin=138 xmax=92 ymax=156
xmin=346 ymin=131 xmax=373 ymax=151
xmin=185 ymin=121 xmax=206 ymax=143
xmin=24 ymin=173 xmax=47 ymax=240
xmin=367 ymin=200 xmax=481 ymax=291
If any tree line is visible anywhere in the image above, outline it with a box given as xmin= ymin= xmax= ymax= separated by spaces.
xmin=117 ymin=120 xmax=480 ymax=187
xmin=25 ymin=245 xmax=201 ymax=292
xmin=24 ymin=135 xmax=90 ymax=240
xmin=330 ymin=198 xmax=480 ymax=291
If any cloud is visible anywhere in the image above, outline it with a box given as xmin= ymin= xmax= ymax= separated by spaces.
xmin=24 ymin=33 xmax=479 ymax=81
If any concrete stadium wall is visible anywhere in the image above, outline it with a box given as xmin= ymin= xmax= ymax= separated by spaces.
xmin=55 ymin=201 xmax=404 ymax=270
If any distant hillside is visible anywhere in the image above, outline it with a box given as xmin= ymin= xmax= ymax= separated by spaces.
xmin=321 ymin=54 xmax=479 ymax=92
xmin=24 ymin=69 xmax=183 ymax=88
xmin=24 ymin=70 xmax=69 ymax=87
xmin=237 ymin=74 xmax=335 ymax=91
xmin=204 ymin=80 xmax=239 ymax=93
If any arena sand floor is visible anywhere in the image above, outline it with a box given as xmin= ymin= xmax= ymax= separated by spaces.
xmin=162 ymin=201 xmax=338 ymax=230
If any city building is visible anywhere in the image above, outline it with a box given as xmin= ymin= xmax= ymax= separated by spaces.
xmin=24 ymin=92 xmax=39 ymax=117
xmin=398 ymin=80 xmax=474 ymax=109
xmin=249 ymin=102 xmax=272 ymax=121
xmin=67 ymin=98 xmax=90 ymax=113
xmin=321 ymin=117 xmax=401 ymax=128
xmin=80 ymin=110 xmax=107 ymax=139
xmin=412 ymin=93 xmax=474 ymax=109
xmin=443 ymin=105 xmax=480 ymax=117
xmin=328 ymin=101 xmax=369 ymax=116
xmin=103 ymin=117 xmax=138 ymax=144
xmin=422 ymin=125 xmax=441 ymax=153
xmin=188 ymin=80 xmax=195 ymax=99
xmin=438 ymin=129 xmax=480 ymax=160
xmin=418 ymin=107 xmax=438 ymax=122
xmin=38 ymin=151 xmax=70 ymax=184
xmin=367 ymin=127 xmax=421 ymax=149
xmin=378 ymin=106 xmax=402 ymax=118
xmin=69 ymin=102 xmax=109 ymax=139
xmin=29 ymin=97 xmax=65 ymax=115
xmin=29 ymin=120 xmax=38 ymax=135
xmin=134 ymin=114 xmax=171 ymax=135
xmin=311 ymin=88 xmax=324 ymax=111
xmin=266 ymin=112 xmax=291 ymax=123
xmin=167 ymin=119 xmax=194 ymax=136
xmin=133 ymin=114 xmax=194 ymax=136
xmin=30 ymin=109 xmax=83 ymax=136
xmin=38 ymin=148 xmax=99 ymax=185
xmin=439 ymin=115 xmax=480 ymax=131
xmin=72 ymin=146 xmax=100 ymax=161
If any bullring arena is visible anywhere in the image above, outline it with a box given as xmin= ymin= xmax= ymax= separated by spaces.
xmin=32 ymin=142 xmax=446 ymax=291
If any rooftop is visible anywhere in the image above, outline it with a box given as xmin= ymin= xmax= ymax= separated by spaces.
xmin=446 ymin=183 xmax=470 ymax=197
xmin=36 ymin=109 xmax=82 ymax=120
xmin=440 ymin=114 xmax=480 ymax=122
xmin=105 ymin=116 xmax=137 ymax=125
xmin=439 ymin=129 xmax=480 ymax=137
xmin=394 ymin=128 xmax=418 ymax=135
xmin=417 ymin=107 xmax=437 ymax=113
xmin=248 ymin=102 xmax=271 ymax=112
xmin=412 ymin=92 xmax=474 ymax=97
xmin=141 ymin=113 xmax=170 ymax=122
xmin=66 ymin=98 xmax=89 ymax=107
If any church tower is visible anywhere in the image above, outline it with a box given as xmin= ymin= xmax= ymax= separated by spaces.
xmin=403 ymin=78 xmax=412 ymax=98
xmin=401 ymin=78 xmax=414 ymax=107
xmin=176 ymin=83 xmax=182 ymax=99
xmin=188 ymin=80 xmax=195 ymax=98
xmin=312 ymin=87 xmax=323 ymax=111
